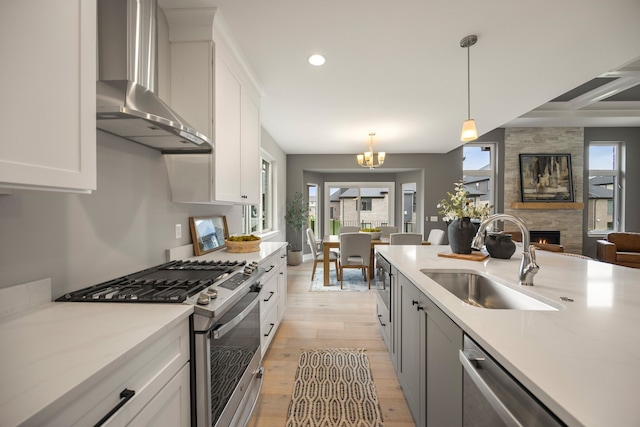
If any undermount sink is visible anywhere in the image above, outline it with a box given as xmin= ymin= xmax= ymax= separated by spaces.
xmin=421 ymin=270 xmax=559 ymax=311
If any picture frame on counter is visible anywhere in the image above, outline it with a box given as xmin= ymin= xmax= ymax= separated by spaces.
xmin=519 ymin=154 xmax=574 ymax=202
xmin=189 ymin=215 xmax=229 ymax=255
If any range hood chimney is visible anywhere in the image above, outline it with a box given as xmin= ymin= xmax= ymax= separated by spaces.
xmin=96 ymin=0 xmax=212 ymax=154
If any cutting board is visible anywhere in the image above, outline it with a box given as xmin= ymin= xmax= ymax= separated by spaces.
xmin=438 ymin=251 xmax=488 ymax=262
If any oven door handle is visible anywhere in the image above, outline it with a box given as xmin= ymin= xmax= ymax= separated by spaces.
xmin=213 ymin=292 xmax=260 ymax=339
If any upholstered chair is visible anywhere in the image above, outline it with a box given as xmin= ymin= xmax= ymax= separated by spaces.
xmin=427 ymin=229 xmax=445 ymax=245
xmin=379 ymin=226 xmax=398 ymax=240
xmin=338 ymin=226 xmax=360 ymax=234
xmin=596 ymin=232 xmax=640 ymax=268
xmin=338 ymin=232 xmax=372 ymax=289
xmin=307 ymin=228 xmax=339 ymax=280
xmin=389 ymin=233 xmax=423 ymax=245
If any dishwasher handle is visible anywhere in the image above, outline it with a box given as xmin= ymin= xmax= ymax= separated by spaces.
xmin=459 ymin=349 xmax=523 ymax=427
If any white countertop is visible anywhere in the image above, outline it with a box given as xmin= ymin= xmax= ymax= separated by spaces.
xmin=0 ymin=296 xmax=193 ymax=426
xmin=0 ymin=242 xmax=287 ymax=426
xmin=377 ymin=245 xmax=640 ymax=427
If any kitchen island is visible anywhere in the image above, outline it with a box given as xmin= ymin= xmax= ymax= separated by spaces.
xmin=377 ymin=244 xmax=640 ymax=426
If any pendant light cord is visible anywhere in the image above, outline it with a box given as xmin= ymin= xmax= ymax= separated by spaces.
xmin=467 ymin=44 xmax=471 ymax=120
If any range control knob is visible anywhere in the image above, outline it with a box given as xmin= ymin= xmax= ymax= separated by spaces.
xmin=206 ymin=288 xmax=218 ymax=299
xmin=197 ymin=292 xmax=211 ymax=305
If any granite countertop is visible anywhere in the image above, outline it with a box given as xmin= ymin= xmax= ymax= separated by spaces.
xmin=376 ymin=244 xmax=640 ymax=427
xmin=0 ymin=297 xmax=193 ymax=426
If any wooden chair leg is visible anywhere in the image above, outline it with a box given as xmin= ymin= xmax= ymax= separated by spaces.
xmin=311 ymin=260 xmax=318 ymax=280
xmin=334 ymin=259 xmax=340 ymax=280
xmin=366 ymin=267 xmax=370 ymax=289
xmin=340 ymin=266 xmax=343 ymax=289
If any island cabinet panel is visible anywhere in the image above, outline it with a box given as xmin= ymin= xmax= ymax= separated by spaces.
xmin=0 ymin=0 xmax=96 ymax=193
xmin=395 ymin=271 xmax=463 ymax=426
xmin=424 ymin=296 xmax=463 ymax=427
xmin=397 ymin=272 xmax=424 ymax=423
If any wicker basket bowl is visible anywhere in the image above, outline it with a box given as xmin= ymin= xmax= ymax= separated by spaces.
xmin=225 ymin=238 xmax=262 ymax=253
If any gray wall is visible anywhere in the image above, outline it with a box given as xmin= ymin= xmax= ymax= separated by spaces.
xmin=286 ymin=150 xmax=462 ymax=250
xmin=0 ymin=129 xmax=287 ymax=298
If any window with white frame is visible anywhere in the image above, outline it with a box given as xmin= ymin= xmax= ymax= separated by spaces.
xmin=588 ymin=142 xmax=622 ymax=234
xmin=463 ymin=143 xmax=495 ymax=212
xmin=242 ymin=158 xmax=273 ymax=234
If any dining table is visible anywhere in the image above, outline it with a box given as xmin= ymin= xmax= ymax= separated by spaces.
xmin=321 ymin=234 xmax=430 ymax=286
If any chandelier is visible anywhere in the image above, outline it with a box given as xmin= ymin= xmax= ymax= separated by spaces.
xmin=460 ymin=34 xmax=478 ymax=142
xmin=356 ymin=133 xmax=386 ymax=169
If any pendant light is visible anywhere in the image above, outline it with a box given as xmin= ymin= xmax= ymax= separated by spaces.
xmin=460 ymin=35 xmax=478 ymax=142
xmin=356 ymin=133 xmax=386 ymax=169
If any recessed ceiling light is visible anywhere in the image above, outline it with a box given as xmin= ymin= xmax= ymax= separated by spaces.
xmin=308 ymin=54 xmax=326 ymax=66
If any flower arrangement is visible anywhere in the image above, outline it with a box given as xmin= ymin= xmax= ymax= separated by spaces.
xmin=437 ymin=181 xmax=492 ymax=222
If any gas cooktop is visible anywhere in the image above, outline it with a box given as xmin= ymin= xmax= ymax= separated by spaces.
xmin=56 ymin=260 xmax=254 ymax=303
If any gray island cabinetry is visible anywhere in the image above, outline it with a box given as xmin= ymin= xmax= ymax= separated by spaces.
xmin=395 ymin=269 xmax=462 ymax=426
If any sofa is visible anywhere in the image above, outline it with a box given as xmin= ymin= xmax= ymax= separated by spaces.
xmin=596 ymin=232 xmax=640 ymax=268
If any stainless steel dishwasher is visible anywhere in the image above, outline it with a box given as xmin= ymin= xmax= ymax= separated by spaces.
xmin=460 ymin=335 xmax=566 ymax=427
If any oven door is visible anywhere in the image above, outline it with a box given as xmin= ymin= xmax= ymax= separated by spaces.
xmin=194 ymin=291 xmax=263 ymax=427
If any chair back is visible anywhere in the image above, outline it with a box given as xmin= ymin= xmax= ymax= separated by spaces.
xmin=339 ymin=232 xmax=371 ymax=265
xmin=427 ymin=229 xmax=445 ymax=245
xmin=306 ymin=228 xmax=319 ymax=259
xmin=338 ymin=226 xmax=360 ymax=234
xmin=389 ymin=233 xmax=423 ymax=245
xmin=379 ymin=226 xmax=398 ymax=239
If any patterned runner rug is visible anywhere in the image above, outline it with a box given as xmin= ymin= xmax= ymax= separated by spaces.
xmin=285 ymin=348 xmax=384 ymax=426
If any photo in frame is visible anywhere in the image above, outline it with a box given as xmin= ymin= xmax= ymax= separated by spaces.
xmin=189 ymin=216 xmax=229 ymax=256
xmin=519 ymin=154 xmax=574 ymax=202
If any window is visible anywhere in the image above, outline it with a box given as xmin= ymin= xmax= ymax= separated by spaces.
xmin=360 ymin=198 xmax=372 ymax=211
xmin=242 ymin=158 xmax=273 ymax=234
xmin=463 ymin=143 xmax=495 ymax=212
xmin=588 ymin=142 xmax=622 ymax=234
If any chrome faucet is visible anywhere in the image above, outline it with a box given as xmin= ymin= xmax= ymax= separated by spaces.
xmin=471 ymin=213 xmax=539 ymax=286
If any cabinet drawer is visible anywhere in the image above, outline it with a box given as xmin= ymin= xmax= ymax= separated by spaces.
xmin=44 ymin=320 xmax=190 ymax=427
xmin=375 ymin=294 xmax=391 ymax=351
xmin=260 ymin=303 xmax=279 ymax=356
xmin=260 ymin=273 xmax=278 ymax=321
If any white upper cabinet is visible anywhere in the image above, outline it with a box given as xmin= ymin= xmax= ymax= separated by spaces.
xmin=0 ymin=0 xmax=96 ymax=193
xmin=164 ymin=8 xmax=261 ymax=205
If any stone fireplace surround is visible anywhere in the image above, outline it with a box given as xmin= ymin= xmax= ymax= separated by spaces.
xmin=504 ymin=128 xmax=584 ymax=254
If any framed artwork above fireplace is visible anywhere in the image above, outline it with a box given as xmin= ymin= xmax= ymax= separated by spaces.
xmin=519 ymin=154 xmax=574 ymax=202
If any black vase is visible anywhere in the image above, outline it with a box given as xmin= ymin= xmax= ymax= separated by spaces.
xmin=485 ymin=233 xmax=516 ymax=259
xmin=448 ymin=217 xmax=476 ymax=254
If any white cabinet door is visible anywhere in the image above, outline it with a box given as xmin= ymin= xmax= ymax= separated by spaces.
xmin=0 ymin=0 xmax=96 ymax=193
xmin=213 ymin=54 xmax=243 ymax=203
xmin=239 ymin=91 xmax=261 ymax=204
xmin=127 ymin=363 xmax=191 ymax=427
xmin=166 ymin=34 xmax=261 ymax=205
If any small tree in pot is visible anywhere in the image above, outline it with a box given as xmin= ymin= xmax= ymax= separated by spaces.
xmin=285 ymin=192 xmax=308 ymax=266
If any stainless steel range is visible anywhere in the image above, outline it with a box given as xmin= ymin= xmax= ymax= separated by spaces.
xmin=56 ymin=259 xmax=265 ymax=427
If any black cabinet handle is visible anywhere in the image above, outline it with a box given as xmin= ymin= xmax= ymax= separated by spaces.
xmin=377 ymin=314 xmax=386 ymax=326
xmin=263 ymin=291 xmax=275 ymax=302
xmin=264 ymin=323 xmax=275 ymax=337
xmin=94 ymin=388 xmax=135 ymax=427
xmin=265 ymin=265 xmax=275 ymax=273
xmin=412 ymin=300 xmax=419 ymax=306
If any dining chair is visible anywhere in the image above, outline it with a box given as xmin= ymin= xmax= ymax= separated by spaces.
xmin=338 ymin=232 xmax=371 ymax=289
xmin=307 ymin=228 xmax=339 ymax=280
xmin=338 ymin=226 xmax=360 ymax=234
xmin=389 ymin=233 xmax=423 ymax=245
xmin=427 ymin=229 xmax=446 ymax=245
xmin=379 ymin=226 xmax=398 ymax=240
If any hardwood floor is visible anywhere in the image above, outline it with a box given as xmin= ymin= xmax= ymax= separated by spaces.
xmin=247 ymin=260 xmax=415 ymax=426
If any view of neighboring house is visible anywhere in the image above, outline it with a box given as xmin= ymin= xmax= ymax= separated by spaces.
xmin=588 ymin=176 xmax=614 ymax=231
xmin=329 ymin=188 xmax=390 ymax=230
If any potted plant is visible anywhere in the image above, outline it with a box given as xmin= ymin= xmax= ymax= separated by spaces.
xmin=437 ymin=181 xmax=492 ymax=254
xmin=285 ymin=192 xmax=308 ymax=265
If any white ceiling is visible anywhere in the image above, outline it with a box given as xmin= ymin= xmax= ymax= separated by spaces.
xmin=195 ymin=0 xmax=640 ymax=154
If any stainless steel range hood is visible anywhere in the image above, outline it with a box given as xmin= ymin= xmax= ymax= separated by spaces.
xmin=97 ymin=0 xmax=212 ymax=154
